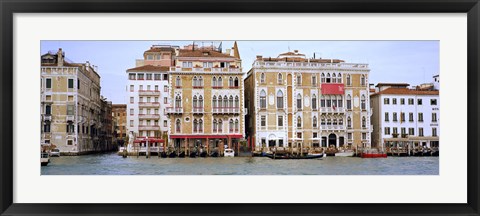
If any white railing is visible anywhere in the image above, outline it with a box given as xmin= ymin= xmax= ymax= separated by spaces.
xmin=138 ymin=125 xmax=160 ymax=130
xmin=169 ymin=67 xmax=241 ymax=73
xmin=138 ymin=90 xmax=161 ymax=96
xmin=138 ymin=114 xmax=160 ymax=119
xmin=212 ymin=107 xmax=240 ymax=114
xmin=43 ymin=115 xmax=51 ymax=121
xmin=256 ymin=62 xmax=369 ymax=69
xmin=66 ymin=115 xmax=74 ymax=122
xmin=320 ymin=125 xmax=346 ymax=130
xmin=166 ymin=107 xmax=183 ymax=114
xmin=320 ymin=107 xmax=345 ymax=113
xmin=138 ymin=102 xmax=160 ymax=107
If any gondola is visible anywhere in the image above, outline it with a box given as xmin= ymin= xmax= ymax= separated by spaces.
xmin=209 ymin=152 xmax=219 ymax=157
xmin=178 ymin=151 xmax=186 ymax=158
xmin=168 ymin=151 xmax=177 ymax=158
xmin=189 ymin=151 xmax=197 ymax=158
xmin=160 ymin=152 xmax=168 ymax=158
xmin=265 ymin=153 xmax=324 ymax=160
xmin=199 ymin=151 xmax=208 ymax=157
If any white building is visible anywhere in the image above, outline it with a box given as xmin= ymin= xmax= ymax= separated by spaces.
xmin=126 ymin=45 xmax=177 ymax=148
xmin=370 ymin=83 xmax=439 ymax=149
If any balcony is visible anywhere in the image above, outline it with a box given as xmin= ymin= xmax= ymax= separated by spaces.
xmin=166 ymin=107 xmax=183 ymax=114
xmin=66 ymin=115 xmax=74 ymax=122
xmin=170 ymin=67 xmax=241 ymax=73
xmin=212 ymin=107 xmax=240 ymax=114
xmin=320 ymin=107 xmax=345 ymax=113
xmin=138 ymin=90 xmax=160 ymax=96
xmin=138 ymin=114 xmax=160 ymax=119
xmin=139 ymin=102 xmax=160 ymax=107
xmin=43 ymin=114 xmax=51 ymax=121
xmin=138 ymin=125 xmax=160 ymax=130
xmin=320 ymin=125 xmax=346 ymax=131
xmin=193 ymin=107 xmax=204 ymax=114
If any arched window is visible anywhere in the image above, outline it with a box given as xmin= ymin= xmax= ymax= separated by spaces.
xmin=212 ymin=96 xmax=217 ymax=108
xmin=321 ymin=73 xmax=325 ymax=83
xmin=338 ymin=96 xmax=343 ymax=108
xmin=229 ymin=77 xmax=233 ymax=87
xmin=223 ymin=96 xmax=228 ymax=108
xmin=297 ymin=116 xmax=302 ymax=128
xmin=339 ymin=117 xmax=344 ymax=125
xmin=333 ymin=118 xmax=337 ymax=125
xmin=332 ymin=95 xmax=337 ymax=108
xmin=362 ymin=116 xmax=366 ymax=128
xmin=193 ymin=76 xmax=198 ymax=87
xmin=312 ymin=94 xmax=317 ymax=110
xmin=277 ymin=90 xmax=284 ymax=109
xmin=175 ymin=95 xmax=182 ymax=108
xmin=337 ymin=73 xmax=342 ymax=83
xmin=199 ymin=95 xmax=204 ymax=108
xmin=234 ymin=77 xmax=239 ymax=87
xmin=176 ymin=119 xmax=181 ymax=132
xmin=346 ymin=74 xmax=351 ymax=86
xmin=278 ymin=73 xmax=283 ymax=84
xmin=347 ymin=95 xmax=352 ymax=110
xmin=235 ymin=119 xmax=239 ymax=132
xmin=235 ymin=96 xmax=239 ymax=108
xmin=361 ymin=95 xmax=366 ymax=110
xmin=313 ymin=116 xmax=318 ymax=128
xmin=332 ymin=73 xmax=337 ymax=83
xmin=218 ymin=95 xmax=223 ymax=108
xmin=213 ymin=119 xmax=217 ymax=133
xmin=296 ymin=93 xmax=303 ymax=110
xmin=212 ymin=77 xmax=217 ymax=87
xmin=326 ymin=95 xmax=331 ymax=108
xmin=199 ymin=76 xmax=203 ymax=87
xmin=321 ymin=95 xmax=325 ymax=108
xmin=260 ymin=90 xmax=266 ymax=108
xmin=347 ymin=117 xmax=352 ymax=128
xmin=361 ymin=75 xmax=366 ymax=86
xmin=321 ymin=117 xmax=326 ymax=125
xmin=229 ymin=96 xmax=234 ymax=108
xmin=218 ymin=119 xmax=223 ymax=132
xmin=193 ymin=119 xmax=198 ymax=133
xmin=176 ymin=76 xmax=181 ymax=86
xmin=260 ymin=73 xmax=265 ymax=83
xmin=229 ymin=119 xmax=234 ymax=132
xmin=193 ymin=95 xmax=198 ymax=108
xmin=218 ymin=77 xmax=223 ymax=87
xmin=326 ymin=73 xmax=331 ymax=83
xmin=199 ymin=119 xmax=203 ymax=132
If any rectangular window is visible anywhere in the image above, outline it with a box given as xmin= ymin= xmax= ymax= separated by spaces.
xmin=163 ymin=74 xmax=168 ymax=80
xmin=393 ymin=127 xmax=398 ymax=135
xmin=130 ymin=85 xmax=134 ymax=92
xmin=67 ymin=105 xmax=74 ymax=115
xmin=347 ymin=133 xmax=352 ymax=140
xmin=400 ymin=98 xmax=405 ymax=105
xmin=385 ymin=112 xmax=389 ymax=122
xmin=408 ymin=98 xmax=414 ymax=105
xmin=362 ymin=133 xmax=367 ymax=140
xmin=77 ymin=79 xmax=80 ymax=89
xmin=46 ymin=78 xmax=52 ymax=88
xmin=393 ymin=112 xmax=397 ymax=122
xmin=130 ymin=120 xmax=134 ymax=127
xmin=129 ymin=73 xmax=136 ymax=80
xmin=432 ymin=128 xmax=437 ymax=136
xmin=401 ymin=127 xmax=406 ymax=135
xmin=418 ymin=113 xmax=424 ymax=122
xmin=278 ymin=116 xmax=283 ymax=127
xmin=384 ymin=98 xmax=389 ymax=105
xmin=419 ymin=128 xmax=424 ymax=136
xmin=164 ymin=97 xmax=168 ymax=104
xmin=146 ymin=74 xmax=152 ymax=80
xmin=409 ymin=128 xmax=415 ymax=135
xmin=384 ymin=127 xmax=390 ymax=135
xmin=261 ymin=116 xmax=266 ymax=127
xmin=139 ymin=85 xmax=143 ymax=91
xmin=409 ymin=112 xmax=414 ymax=122
xmin=418 ymin=99 xmax=423 ymax=105
xmin=130 ymin=109 xmax=134 ymax=115
xmin=164 ymin=85 xmax=168 ymax=92
xmin=432 ymin=113 xmax=437 ymax=122
xmin=154 ymin=74 xmax=161 ymax=80
xmin=67 ymin=140 xmax=73 ymax=145
xmin=400 ymin=112 xmax=405 ymax=122
xmin=431 ymin=99 xmax=437 ymax=105
xmin=68 ymin=79 xmax=74 ymax=88
xmin=164 ymin=120 xmax=167 ymax=127
xmin=130 ymin=97 xmax=134 ymax=104
xmin=313 ymin=132 xmax=318 ymax=138
xmin=155 ymin=85 xmax=159 ymax=91
xmin=138 ymin=74 xmax=144 ymax=80
xmin=182 ymin=62 xmax=193 ymax=67
xmin=392 ymin=98 xmax=397 ymax=105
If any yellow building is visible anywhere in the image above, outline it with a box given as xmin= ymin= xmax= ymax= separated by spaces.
xmin=41 ymin=48 xmax=110 ymax=154
xmin=167 ymin=42 xmax=245 ymax=155
xmin=244 ymin=50 xmax=372 ymax=150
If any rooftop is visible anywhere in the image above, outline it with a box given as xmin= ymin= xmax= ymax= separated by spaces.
xmin=375 ymin=83 xmax=410 ymax=87
xmin=371 ymin=88 xmax=439 ymax=96
xmin=177 ymin=49 xmax=236 ymax=59
xmin=126 ymin=65 xmax=170 ymax=72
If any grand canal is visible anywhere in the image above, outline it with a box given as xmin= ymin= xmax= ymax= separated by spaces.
xmin=41 ymin=152 xmax=439 ymax=175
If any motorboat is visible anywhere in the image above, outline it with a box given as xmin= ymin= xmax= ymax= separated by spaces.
xmin=360 ymin=149 xmax=387 ymax=158
xmin=335 ymin=150 xmax=355 ymax=157
xmin=224 ymin=149 xmax=235 ymax=157
xmin=41 ymin=152 xmax=50 ymax=166
xmin=265 ymin=153 xmax=324 ymax=159
xmin=49 ymin=148 xmax=60 ymax=157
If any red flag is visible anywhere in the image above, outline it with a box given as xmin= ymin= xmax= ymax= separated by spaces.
xmin=332 ymin=105 xmax=336 ymax=110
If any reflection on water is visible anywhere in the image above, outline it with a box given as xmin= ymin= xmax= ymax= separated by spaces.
xmin=41 ymin=153 xmax=439 ymax=175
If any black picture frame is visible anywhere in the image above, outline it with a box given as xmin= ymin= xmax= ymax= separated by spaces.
xmin=1 ymin=0 xmax=479 ymax=215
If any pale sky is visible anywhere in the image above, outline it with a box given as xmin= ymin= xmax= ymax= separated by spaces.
xmin=41 ymin=41 xmax=439 ymax=104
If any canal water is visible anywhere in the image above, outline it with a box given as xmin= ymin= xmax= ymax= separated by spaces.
xmin=41 ymin=153 xmax=439 ymax=175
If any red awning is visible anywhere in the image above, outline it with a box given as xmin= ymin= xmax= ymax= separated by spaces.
xmin=321 ymin=83 xmax=345 ymax=95
xmin=133 ymin=138 xmax=165 ymax=143
xmin=170 ymin=134 xmax=243 ymax=139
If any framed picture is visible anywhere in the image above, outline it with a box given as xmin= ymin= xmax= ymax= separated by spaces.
xmin=1 ymin=0 xmax=479 ymax=215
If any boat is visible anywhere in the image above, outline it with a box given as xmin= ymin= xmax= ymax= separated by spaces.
xmin=209 ymin=151 xmax=219 ymax=157
xmin=224 ymin=149 xmax=235 ymax=157
xmin=360 ymin=149 xmax=387 ymax=158
xmin=49 ymin=148 xmax=61 ymax=157
xmin=178 ymin=151 xmax=186 ymax=158
xmin=41 ymin=152 xmax=50 ymax=166
xmin=189 ymin=150 xmax=197 ymax=158
xmin=265 ymin=153 xmax=324 ymax=159
xmin=160 ymin=152 xmax=168 ymax=158
xmin=168 ymin=151 xmax=177 ymax=158
xmin=335 ymin=150 xmax=355 ymax=157
xmin=199 ymin=150 xmax=208 ymax=157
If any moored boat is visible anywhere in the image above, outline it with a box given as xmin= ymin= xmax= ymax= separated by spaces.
xmin=224 ymin=149 xmax=235 ymax=157
xmin=361 ymin=149 xmax=387 ymax=158
xmin=335 ymin=150 xmax=355 ymax=157
xmin=41 ymin=152 xmax=50 ymax=166
xmin=265 ymin=153 xmax=324 ymax=159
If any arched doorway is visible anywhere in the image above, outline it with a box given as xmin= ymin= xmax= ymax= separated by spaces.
xmin=328 ymin=134 xmax=337 ymax=147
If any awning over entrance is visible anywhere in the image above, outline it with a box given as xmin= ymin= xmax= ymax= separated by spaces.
xmin=384 ymin=136 xmax=439 ymax=142
xmin=134 ymin=137 xmax=165 ymax=143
